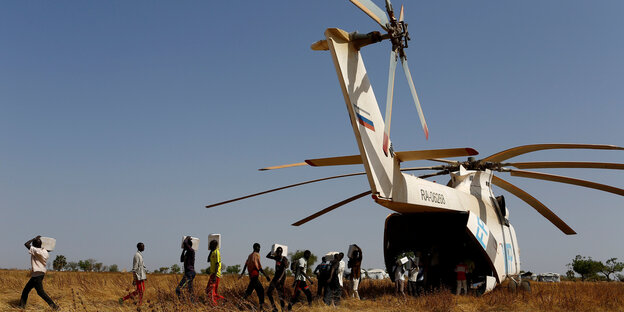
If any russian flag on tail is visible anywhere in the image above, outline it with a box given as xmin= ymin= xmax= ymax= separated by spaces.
xmin=356 ymin=113 xmax=375 ymax=131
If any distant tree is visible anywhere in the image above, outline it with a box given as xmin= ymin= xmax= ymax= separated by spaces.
xmin=200 ymin=268 xmax=209 ymax=274
xmin=264 ymin=266 xmax=275 ymax=277
xmin=108 ymin=264 xmax=119 ymax=272
xmin=598 ymin=258 xmax=624 ymax=281
xmin=569 ymin=255 xmax=602 ymax=281
xmin=53 ymin=255 xmax=67 ymax=271
xmin=158 ymin=267 xmax=169 ymax=274
xmin=225 ymin=264 xmax=241 ymax=275
xmin=171 ymin=264 xmax=181 ymax=274
xmin=93 ymin=262 xmax=104 ymax=272
xmin=65 ymin=262 xmax=79 ymax=272
xmin=565 ymin=269 xmax=576 ymax=281
xmin=616 ymin=273 xmax=624 ymax=282
xmin=290 ymin=250 xmax=317 ymax=276
xmin=78 ymin=259 xmax=95 ymax=272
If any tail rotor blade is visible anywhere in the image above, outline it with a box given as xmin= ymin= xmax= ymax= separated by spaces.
xmin=348 ymin=0 xmax=389 ymax=31
xmin=383 ymin=50 xmax=399 ymax=156
xmin=401 ymin=56 xmax=429 ymax=140
xmin=491 ymin=175 xmax=576 ymax=235
xmin=292 ymin=191 xmax=372 ymax=226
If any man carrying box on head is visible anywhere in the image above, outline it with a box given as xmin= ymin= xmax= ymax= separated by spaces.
xmin=347 ymin=244 xmax=363 ymax=300
xmin=119 ymin=242 xmax=147 ymax=306
xmin=206 ymin=239 xmax=224 ymax=304
xmin=266 ymin=246 xmax=289 ymax=312
xmin=18 ymin=235 xmax=59 ymax=310
xmin=240 ymin=243 xmax=270 ymax=311
xmin=176 ymin=236 xmax=196 ymax=301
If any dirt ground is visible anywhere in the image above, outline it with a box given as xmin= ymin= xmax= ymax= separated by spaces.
xmin=2 ymin=270 xmax=624 ymax=312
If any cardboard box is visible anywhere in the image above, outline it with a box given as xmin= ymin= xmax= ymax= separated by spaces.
xmin=181 ymin=236 xmax=200 ymax=251
xmin=271 ymin=243 xmax=288 ymax=257
xmin=324 ymin=251 xmax=339 ymax=262
xmin=40 ymin=237 xmax=56 ymax=251
xmin=208 ymin=234 xmax=221 ymax=249
xmin=347 ymin=244 xmax=359 ymax=258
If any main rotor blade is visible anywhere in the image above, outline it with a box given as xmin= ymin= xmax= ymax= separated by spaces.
xmin=509 ymin=169 xmax=624 ymax=196
xmin=395 ymin=148 xmax=478 ymax=162
xmin=292 ymin=190 xmax=372 ymax=226
xmin=482 ymin=144 xmax=624 ymax=163
xmin=505 ymin=161 xmax=624 ymax=170
xmin=259 ymin=155 xmax=363 ymax=171
xmin=427 ymin=158 xmax=460 ymax=165
xmin=417 ymin=170 xmax=450 ymax=179
xmin=401 ymin=166 xmax=447 ymax=172
xmin=205 ymin=172 xmax=366 ymax=209
xmin=383 ymin=50 xmax=398 ymax=156
xmin=401 ymin=57 xmax=429 ymax=140
xmin=348 ymin=0 xmax=389 ymax=31
xmin=491 ymin=175 xmax=576 ymax=235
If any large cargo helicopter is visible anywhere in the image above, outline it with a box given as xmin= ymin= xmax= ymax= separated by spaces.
xmin=206 ymin=0 xmax=623 ymax=292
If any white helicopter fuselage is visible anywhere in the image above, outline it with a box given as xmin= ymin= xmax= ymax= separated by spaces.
xmin=325 ymin=28 xmax=520 ymax=289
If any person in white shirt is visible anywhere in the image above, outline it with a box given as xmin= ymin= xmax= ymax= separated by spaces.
xmin=288 ymin=250 xmax=313 ymax=310
xmin=394 ymin=259 xmax=406 ymax=296
xmin=18 ymin=236 xmax=58 ymax=310
xmin=119 ymin=242 xmax=147 ymax=305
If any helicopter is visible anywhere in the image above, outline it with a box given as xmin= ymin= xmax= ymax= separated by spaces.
xmin=206 ymin=0 xmax=623 ymax=293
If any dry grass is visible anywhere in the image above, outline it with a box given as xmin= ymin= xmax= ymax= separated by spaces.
xmin=1 ymin=270 xmax=624 ymax=311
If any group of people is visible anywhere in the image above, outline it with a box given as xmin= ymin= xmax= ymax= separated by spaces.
xmin=17 ymin=235 xmax=363 ymax=311
xmin=239 ymin=243 xmax=363 ymax=311
xmin=392 ymin=253 xmax=472 ymax=297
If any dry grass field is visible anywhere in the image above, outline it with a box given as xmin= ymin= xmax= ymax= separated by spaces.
xmin=2 ymin=270 xmax=624 ymax=312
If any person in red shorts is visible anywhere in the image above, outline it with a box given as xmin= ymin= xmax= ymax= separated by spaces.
xmin=119 ymin=242 xmax=147 ymax=305
xmin=205 ymin=239 xmax=225 ymax=304
xmin=455 ymin=261 xmax=468 ymax=295
xmin=240 ymin=243 xmax=270 ymax=310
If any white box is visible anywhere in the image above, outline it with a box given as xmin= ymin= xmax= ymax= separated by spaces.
xmin=347 ymin=245 xmax=359 ymax=258
xmin=399 ymin=257 xmax=408 ymax=265
xmin=40 ymin=237 xmax=56 ymax=251
xmin=324 ymin=251 xmax=339 ymax=262
xmin=271 ymin=244 xmax=288 ymax=257
xmin=208 ymin=234 xmax=221 ymax=249
xmin=181 ymin=236 xmax=200 ymax=251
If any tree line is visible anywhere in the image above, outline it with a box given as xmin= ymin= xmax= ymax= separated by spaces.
xmin=52 ymin=255 xmax=119 ymax=273
xmin=566 ymin=255 xmax=624 ymax=281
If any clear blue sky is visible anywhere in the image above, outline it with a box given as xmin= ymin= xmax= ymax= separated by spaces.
xmin=1 ymin=1 xmax=622 ymax=275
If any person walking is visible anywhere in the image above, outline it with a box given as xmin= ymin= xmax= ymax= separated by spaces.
xmin=393 ymin=258 xmax=406 ymax=296
xmin=119 ymin=242 xmax=147 ymax=305
xmin=240 ymin=243 xmax=270 ymax=310
xmin=455 ymin=261 xmax=468 ymax=295
xmin=324 ymin=253 xmax=344 ymax=306
xmin=266 ymin=246 xmax=289 ymax=312
xmin=407 ymin=257 xmax=419 ymax=297
xmin=313 ymin=257 xmax=329 ymax=299
xmin=176 ymin=236 xmax=196 ymax=301
xmin=206 ymin=239 xmax=224 ymax=304
xmin=288 ymin=250 xmax=314 ymax=310
xmin=18 ymin=236 xmax=59 ymax=310
xmin=347 ymin=245 xmax=362 ymax=299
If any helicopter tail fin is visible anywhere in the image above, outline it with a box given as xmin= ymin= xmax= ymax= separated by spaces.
xmin=325 ymin=28 xmax=397 ymax=199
